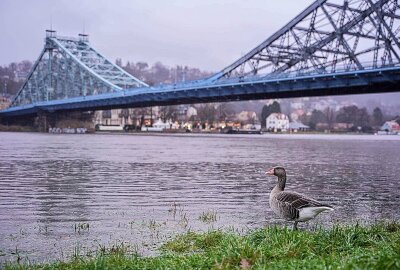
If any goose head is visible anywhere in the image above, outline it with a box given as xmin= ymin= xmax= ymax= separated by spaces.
xmin=266 ymin=166 xmax=287 ymax=190
xmin=266 ymin=166 xmax=286 ymax=178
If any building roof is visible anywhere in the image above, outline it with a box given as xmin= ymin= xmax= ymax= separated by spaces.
xmin=267 ymin=113 xmax=289 ymax=120
xmin=381 ymin=121 xmax=400 ymax=131
xmin=289 ymin=122 xmax=309 ymax=129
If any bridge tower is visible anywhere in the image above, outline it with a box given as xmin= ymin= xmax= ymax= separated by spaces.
xmin=7 ymin=30 xmax=148 ymax=130
xmin=12 ymin=30 xmax=147 ymax=108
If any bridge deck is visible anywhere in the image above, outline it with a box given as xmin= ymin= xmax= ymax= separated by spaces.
xmin=1 ymin=66 xmax=400 ymax=117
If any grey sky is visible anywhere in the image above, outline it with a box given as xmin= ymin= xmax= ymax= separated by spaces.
xmin=0 ymin=0 xmax=314 ymax=71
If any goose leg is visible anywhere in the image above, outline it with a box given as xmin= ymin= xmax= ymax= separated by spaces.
xmin=293 ymin=221 xmax=298 ymax=231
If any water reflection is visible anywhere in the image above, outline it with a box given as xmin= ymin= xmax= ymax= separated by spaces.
xmin=35 ymin=160 xmax=93 ymax=224
xmin=0 ymin=132 xmax=399 ymax=263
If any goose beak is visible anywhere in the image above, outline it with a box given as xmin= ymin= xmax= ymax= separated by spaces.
xmin=265 ymin=168 xmax=274 ymax=175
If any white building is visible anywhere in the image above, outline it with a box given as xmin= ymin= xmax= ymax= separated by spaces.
xmin=0 ymin=96 xmax=11 ymax=110
xmin=152 ymin=119 xmax=171 ymax=129
xmin=266 ymin=113 xmax=289 ymax=131
xmin=187 ymin=107 xmax=197 ymax=119
xmin=380 ymin=120 xmax=400 ymax=134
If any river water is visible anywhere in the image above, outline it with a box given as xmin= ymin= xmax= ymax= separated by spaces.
xmin=0 ymin=132 xmax=399 ymax=264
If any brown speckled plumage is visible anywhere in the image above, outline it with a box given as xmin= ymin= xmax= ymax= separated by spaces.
xmin=268 ymin=167 xmax=333 ymax=230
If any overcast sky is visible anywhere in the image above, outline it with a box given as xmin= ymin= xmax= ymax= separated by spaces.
xmin=0 ymin=0 xmax=314 ymax=72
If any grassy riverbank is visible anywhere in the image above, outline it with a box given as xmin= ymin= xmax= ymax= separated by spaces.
xmin=5 ymin=222 xmax=400 ymax=269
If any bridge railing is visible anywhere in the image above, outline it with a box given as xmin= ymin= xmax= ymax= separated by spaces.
xmin=207 ymin=61 xmax=400 ymax=85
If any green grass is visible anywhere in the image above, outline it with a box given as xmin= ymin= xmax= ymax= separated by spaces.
xmin=4 ymin=222 xmax=400 ymax=269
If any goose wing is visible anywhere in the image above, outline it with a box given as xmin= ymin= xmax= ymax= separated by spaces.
xmin=276 ymin=191 xmax=326 ymax=209
xmin=273 ymin=191 xmax=329 ymax=220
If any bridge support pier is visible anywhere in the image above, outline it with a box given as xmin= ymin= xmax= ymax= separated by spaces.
xmin=1 ymin=111 xmax=95 ymax=132
xmin=35 ymin=110 xmax=95 ymax=132
xmin=0 ymin=114 xmax=36 ymax=131
xmin=36 ymin=111 xmax=51 ymax=132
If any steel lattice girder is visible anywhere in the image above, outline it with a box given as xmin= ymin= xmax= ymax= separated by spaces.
xmin=10 ymin=34 xmax=148 ymax=108
xmin=208 ymin=0 xmax=400 ymax=82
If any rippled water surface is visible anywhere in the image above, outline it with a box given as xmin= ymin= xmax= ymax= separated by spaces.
xmin=1 ymin=132 xmax=399 ymax=263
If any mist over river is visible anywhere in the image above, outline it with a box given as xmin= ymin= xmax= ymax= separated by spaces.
xmin=0 ymin=132 xmax=399 ymax=263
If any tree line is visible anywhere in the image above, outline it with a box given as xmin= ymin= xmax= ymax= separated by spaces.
xmin=115 ymin=59 xmax=212 ymax=86
xmin=0 ymin=60 xmax=32 ymax=96
xmin=302 ymin=106 xmax=385 ymax=132
xmin=261 ymin=101 xmax=400 ymax=132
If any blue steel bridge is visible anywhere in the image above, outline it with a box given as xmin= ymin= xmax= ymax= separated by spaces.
xmin=1 ymin=0 xmax=400 ymax=118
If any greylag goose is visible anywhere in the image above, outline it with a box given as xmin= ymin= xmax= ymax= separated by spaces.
xmin=266 ymin=166 xmax=333 ymax=230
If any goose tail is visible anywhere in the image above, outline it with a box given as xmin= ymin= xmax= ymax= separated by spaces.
xmin=320 ymin=205 xmax=334 ymax=212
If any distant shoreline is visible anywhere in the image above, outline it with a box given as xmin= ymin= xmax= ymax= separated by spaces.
xmin=1 ymin=127 xmax=400 ymax=141
xmin=75 ymin=130 xmax=400 ymax=141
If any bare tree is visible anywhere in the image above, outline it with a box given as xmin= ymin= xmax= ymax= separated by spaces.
xmin=196 ymin=104 xmax=218 ymax=123
xmin=130 ymin=107 xmax=151 ymax=128
xmin=324 ymin=107 xmax=335 ymax=130
xmin=159 ymin=105 xmax=179 ymax=122
xmin=218 ymin=102 xmax=235 ymax=121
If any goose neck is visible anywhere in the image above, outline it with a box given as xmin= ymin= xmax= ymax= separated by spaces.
xmin=276 ymin=175 xmax=286 ymax=191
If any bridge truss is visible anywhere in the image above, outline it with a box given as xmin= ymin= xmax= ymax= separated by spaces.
xmin=11 ymin=30 xmax=147 ymax=107
xmin=209 ymin=0 xmax=400 ymax=82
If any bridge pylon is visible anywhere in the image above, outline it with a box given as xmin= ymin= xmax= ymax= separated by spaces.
xmin=10 ymin=30 xmax=148 ymax=108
